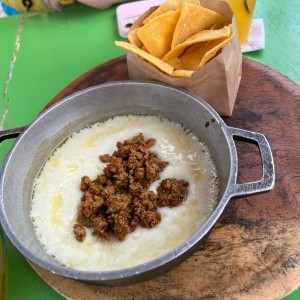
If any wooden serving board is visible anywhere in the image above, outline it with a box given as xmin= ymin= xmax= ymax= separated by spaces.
xmin=30 ymin=56 xmax=300 ymax=300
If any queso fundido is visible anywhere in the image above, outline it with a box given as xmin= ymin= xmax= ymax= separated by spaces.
xmin=30 ymin=115 xmax=219 ymax=271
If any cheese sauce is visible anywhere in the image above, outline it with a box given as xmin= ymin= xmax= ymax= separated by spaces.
xmin=31 ymin=115 xmax=219 ymax=271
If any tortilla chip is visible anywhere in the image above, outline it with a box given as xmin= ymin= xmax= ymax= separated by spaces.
xmin=176 ymin=24 xmax=234 ymax=71
xmin=162 ymin=26 xmax=231 ymax=61
xmin=137 ymin=10 xmax=180 ymax=58
xmin=171 ymin=69 xmax=194 ymax=77
xmin=141 ymin=46 xmax=149 ymax=52
xmin=143 ymin=0 xmax=200 ymax=24
xmin=115 ymin=41 xmax=174 ymax=75
xmin=171 ymin=2 xmax=228 ymax=48
xmin=165 ymin=57 xmax=183 ymax=69
xmin=196 ymin=25 xmax=234 ymax=69
xmin=127 ymin=28 xmax=143 ymax=48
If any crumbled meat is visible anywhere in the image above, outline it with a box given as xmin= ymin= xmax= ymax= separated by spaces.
xmin=80 ymin=175 xmax=91 ymax=191
xmin=154 ymin=178 xmax=189 ymax=207
xmin=73 ymin=223 xmax=86 ymax=242
xmin=80 ymin=192 xmax=104 ymax=218
xmin=133 ymin=197 xmax=161 ymax=228
xmin=99 ymin=154 xmax=111 ymax=163
xmin=74 ymin=133 xmax=189 ymax=242
xmin=91 ymin=214 xmax=112 ymax=240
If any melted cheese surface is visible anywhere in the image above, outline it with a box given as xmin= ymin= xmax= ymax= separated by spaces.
xmin=31 ymin=115 xmax=219 ymax=271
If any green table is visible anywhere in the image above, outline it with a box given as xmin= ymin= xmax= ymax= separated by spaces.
xmin=0 ymin=1 xmax=299 ymax=299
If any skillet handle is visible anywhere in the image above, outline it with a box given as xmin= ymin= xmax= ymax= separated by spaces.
xmin=0 ymin=126 xmax=27 ymax=144
xmin=228 ymin=127 xmax=275 ymax=197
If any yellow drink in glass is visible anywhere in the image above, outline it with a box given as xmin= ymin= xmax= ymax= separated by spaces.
xmin=223 ymin=0 xmax=256 ymax=45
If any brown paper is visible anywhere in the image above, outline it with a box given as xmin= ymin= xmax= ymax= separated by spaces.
xmin=126 ymin=0 xmax=242 ymax=116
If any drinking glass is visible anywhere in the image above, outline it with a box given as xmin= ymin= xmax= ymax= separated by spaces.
xmin=223 ymin=0 xmax=256 ymax=45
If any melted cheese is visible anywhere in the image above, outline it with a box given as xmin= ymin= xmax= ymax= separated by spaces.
xmin=30 ymin=115 xmax=219 ymax=271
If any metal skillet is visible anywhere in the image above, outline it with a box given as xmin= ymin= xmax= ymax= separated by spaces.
xmin=0 ymin=81 xmax=275 ymax=285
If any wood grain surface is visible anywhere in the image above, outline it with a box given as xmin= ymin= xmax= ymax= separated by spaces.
xmin=31 ymin=56 xmax=300 ymax=300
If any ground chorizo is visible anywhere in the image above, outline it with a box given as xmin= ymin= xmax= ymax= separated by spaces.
xmin=73 ymin=133 xmax=189 ymax=242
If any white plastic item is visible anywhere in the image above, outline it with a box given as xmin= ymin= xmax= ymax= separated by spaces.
xmin=116 ymin=0 xmax=165 ymax=38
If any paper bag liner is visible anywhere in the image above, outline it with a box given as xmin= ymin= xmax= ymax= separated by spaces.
xmin=126 ymin=0 xmax=242 ymax=116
